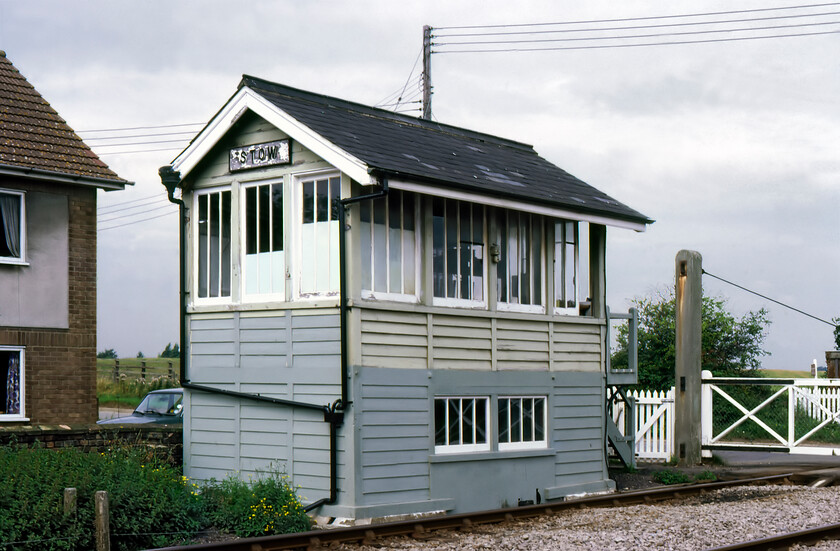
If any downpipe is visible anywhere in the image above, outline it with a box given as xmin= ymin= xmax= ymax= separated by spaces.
xmin=159 ymin=166 xmax=344 ymax=511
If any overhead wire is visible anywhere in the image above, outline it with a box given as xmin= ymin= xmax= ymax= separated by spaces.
xmin=98 ymin=197 xmax=170 ymax=216
xmin=702 ymin=269 xmax=837 ymax=327
xmin=98 ymin=203 xmax=176 ymax=224
xmin=98 ymin=209 xmax=177 ymax=232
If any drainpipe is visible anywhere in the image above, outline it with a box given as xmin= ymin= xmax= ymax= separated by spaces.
xmin=159 ymin=166 xmax=187 ymax=382
xmin=159 ymin=166 xmax=344 ymax=511
xmin=336 ymin=174 xmax=389 ymax=409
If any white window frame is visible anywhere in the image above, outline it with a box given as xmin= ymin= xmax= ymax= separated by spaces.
xmin=359 ymin=189 xmax=420 ymax=303
xmin=434 ymin=396 xmax=490 ymax=454
xmin=553 ymin=220 xmax=579 ymax=316
xmin=431 ymin=198 xmax=487 ymax=309
xmin=0 ymin=346 xmax=26 ymax=421
xmin=0 ymin=189 xmax=26 ymax=266
xmin=240 ymin=177 xmax=286 ymax=302
xmin=294 ymin=170 xmax=341 ymax=300
xmin=498 ymin=396 xmax=548 ymax=451
xmin=496 ymin=210 xmax=545 ymax=314
xmin=193 ymin=186 xmax=233 ymax=305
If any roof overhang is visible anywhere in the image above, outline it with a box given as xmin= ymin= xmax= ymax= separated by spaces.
xmin=389 ymin=178 xmax=648 ymax=232
xmin=0 ymin=164 xmax=130 ymax=191
xmin=171 ymin=87 xmax=373 ymax=185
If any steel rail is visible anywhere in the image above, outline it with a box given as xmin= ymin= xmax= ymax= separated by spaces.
xmin=151 ymin=473 xmax=795 ymax=551
xmin=706 ymin=521 xmax=840 ymax=550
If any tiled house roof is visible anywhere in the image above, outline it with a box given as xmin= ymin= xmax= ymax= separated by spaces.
xmin=240 ymin=76 xmax=651 ymax=226
xmin=0 ymin=51 xmax=126 ymax=184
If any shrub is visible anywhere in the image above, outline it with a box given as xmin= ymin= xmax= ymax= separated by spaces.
xmin=652 ymin=469 xmax=692 ymax=485
xmin=203 ymin=466 xmax=311 ymax=537
xmin=0 ymin=444 xmax=202 ymax=550
xmin=695 ymin=470 xmax=717 ymax=482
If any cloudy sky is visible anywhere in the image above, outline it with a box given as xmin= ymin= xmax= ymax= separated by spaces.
xmin=2 ymin=1 xmax=837 ymax=369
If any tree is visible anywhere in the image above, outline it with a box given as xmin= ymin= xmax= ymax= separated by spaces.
xmin=611 ymin=289 xmax=771 ymax=390
xmin=97 ymin=348 xmax=118 ymax=359
xmin=833 ymin=317 xmax=840 ymax=350
xmin=159 ymin=343 xmax=180 ymax=359
xmin=136 ymin=351 xmax=145 ymax=359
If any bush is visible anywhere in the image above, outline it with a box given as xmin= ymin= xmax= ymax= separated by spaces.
xmin=0 ymin=444 xmax=202 ymax=550
xmin=652 ymin=469 xmax=692 ymax=485
xmin=203 ymin=467 xmax=310 ymax=537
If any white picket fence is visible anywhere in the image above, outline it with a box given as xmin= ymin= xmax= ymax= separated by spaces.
xmin=611 ymin=388 xmax=675 ymax=461
xmin=796 ymin=385 xmax=840 ymax=422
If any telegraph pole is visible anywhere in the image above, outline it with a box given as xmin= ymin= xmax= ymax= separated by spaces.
xmin=422 ymin=25 xmax=432 ymax=120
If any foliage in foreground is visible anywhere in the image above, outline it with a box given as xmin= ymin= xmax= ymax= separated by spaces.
xmin=611 ymin=289 xmax=771 ymax=390
xmin=0 ymin=447 xmax=310 ymax=550
xmin=0 ymin=445 xmax=201 ymax=551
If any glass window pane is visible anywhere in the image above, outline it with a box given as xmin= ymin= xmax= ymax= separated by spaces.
xmin=448 ymin=399 xmax=460 ymax=445
xmin=360 ymin=201 xmax=372 ymax=290
xmin=434 ymin=399 xmax=446 ymax=446
xmin=302 ymin=181 xmax=314 ymax=223
xmin=498 ymin=398 xmax=509 ymax=443
xmin=472 ymin=205 xmax=483 ymax=301
xmin=245 ymin=187 xmax=257 ymax=255
xmin=535 ymin=398 xmax=545 ymax=441
xmin=198 ymin=194 xmax=208 ymax=298
xmin=459 ymin=202 xmax=471 ymax=299
xmin=258 ymin=185 xmax=270 ymax=253
xmin=511 ymin=398 xmax=522 ymax=443
xmin=523 ymin=398 xmax=534 ymax=442
xmin=433 ymin=197 xmax=445 ymax=297
xmin=446 ymin=200 xmax=458 ymax=298
xmin=403 ymin=194 xmax=415 ymax=295
xmin=521 ymin=215 xmax=531 ymax=305
xmin=565 ymin=221 xmax=576 ymax=308
xmin=272 ymin=185 xmax=283 ymax=252
xmin=462 ymin=399 xmax=474 ymax=444
xmin=373 ymin=197 xmax=387 ymax=293
xmin=316 ymin=179 xmax=329 ymax=222
xmin=388 ymin=192 xmax=402 ymax=293
xmin=220 ymin=191 xmax=231 ymax=297
xmin=209 ymin=192 xmax=220 ymax=297
xmin=475 ymin=399 xmax=486 ymax=444
xmin=329 ymin=177 xmax=340 ymax=221
xmin=533 ymin=219 xmax=542 ymax=306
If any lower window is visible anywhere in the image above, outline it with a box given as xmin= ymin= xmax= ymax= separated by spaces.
xmin=434 ymin=396 xmax=489 ymax=453
xmin=0 ymin=347 xmax=23 ymax=418
xmin=498 ymin=396 xmax=547 ymax=450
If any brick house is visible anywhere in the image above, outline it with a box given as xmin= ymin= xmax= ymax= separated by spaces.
xmin=0 ymin=51 xmax=128 ymax=425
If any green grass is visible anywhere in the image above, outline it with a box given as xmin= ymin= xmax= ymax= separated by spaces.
xmin=760 ymin=368 xmax=818 ymax=378
xmin=97 ymin=358 xmax=180 ymax=408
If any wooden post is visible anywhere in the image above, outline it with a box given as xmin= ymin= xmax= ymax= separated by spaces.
xmin=168 ymin=361 xmax=173 ymax=379
xmin=675 ymin=250 xmax=702 ymax=465
xmin=112 ymin=360 xmax=119 ymax=383
xmin=141 ymin=361 xmax=146 ymax=381
xmin=422 ymin=25 xmax=432 ymax=120
xmin=95 ymin=491 xmax=110 ymax=551
xmin=63 ymin=487 xmax=77 ymax=516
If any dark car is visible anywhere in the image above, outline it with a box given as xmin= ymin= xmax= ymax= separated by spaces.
xmin=98 ymin=388 xmax=183 ymax=425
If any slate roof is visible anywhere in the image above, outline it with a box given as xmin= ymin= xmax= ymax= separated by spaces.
xmin=240 ymin=75 xmax=651 ymax=226
xmin=0 ymin=51 xmax=126 ymax=184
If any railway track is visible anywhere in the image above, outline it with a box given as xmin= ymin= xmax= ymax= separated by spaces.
xmin=154 ymin=472 xmax=822 ymax=551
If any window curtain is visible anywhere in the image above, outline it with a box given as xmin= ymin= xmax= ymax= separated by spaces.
xmin=0 ymin=195 xmax=20 ymax=257
xmin=6 ymin=354 xmax=20 ymax=414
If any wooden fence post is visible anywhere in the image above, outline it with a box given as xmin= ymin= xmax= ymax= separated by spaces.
xmin=141 ymin=361 xmax=147 ymax=381
xmin=95 ymin=490 xmax=110 ymax=551
xmin=112 ymin=360 xmax=119 ymax=383
xmin=168 ymin=361 xmax=173 ymax=379
xmin=64 ymin=487 xmax=77 ymax=516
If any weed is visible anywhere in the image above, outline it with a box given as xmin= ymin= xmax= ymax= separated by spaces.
xmin=652 ymin=469 xmax=692 ymax=485
xmin=695 ymin=470 xmax=717 ymax=482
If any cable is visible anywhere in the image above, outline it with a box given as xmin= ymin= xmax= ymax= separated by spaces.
xmin=433 ymin=9 xmax=840 ymax=38
xmin=702 ymin=269 xmax=836 ymax=327
xmin=433 ymin=19 xmax=840 ymax=47
xmin=98 ymin=209 xmax=177 ymax=231
xmin=98 ymin=197 xmax=169 ymax=215
xmin=78 ymin=122 xmax=204 ymax=133
xmin=96 ymin=146 xmax=184 ymax=156
xmin=98 ymin=193 xmax=167 ymax=211
xmin=90 ymin=138 xmax=191 ymax=148
xmin=432 ymin=2 xmax=840 ymax=30
xmin=98 ymin=203 xmax=174 ymax=223
xmin=433 ymin=29 xmax=840 ymax=53
xmin=84 ymin=130 xmax=198 ymax=142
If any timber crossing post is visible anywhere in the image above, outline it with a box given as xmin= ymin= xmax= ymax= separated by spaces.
xmin=422 ymin=25 xmax=432 ymax=120
xmin=675 ymin=250 xmax=702 ymax=465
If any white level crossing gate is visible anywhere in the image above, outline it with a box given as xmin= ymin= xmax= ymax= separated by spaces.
xmin=701 ymin=371 xmax=840 ymax=456
xmin=612 ymin=373 xmax=840 ymax=462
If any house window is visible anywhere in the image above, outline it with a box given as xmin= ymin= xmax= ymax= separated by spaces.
xmin=498 ymin=211 xmax=543 ymax=310
xmin=434 ymin=396 xmax=489 ymax=453
xmin=244 ymin=182 xmax=284 ymax=298
xmin=0 ymin=190 xmax=24 ymax=263
xmin=299 ymin=175 xmax=340 ymax=296
xmin=0 ymin=348 xmax=24 ymax=419
xmin=196 ymin=189 xmax=232 ymax=300
xmin=432 ymin=198 xmax=485 ymax=304
xmin=554 ymin=221 xmax=578 ymax=314
xmin=498 ymin=396 xmax=547 ymax=450
xmin=359 ymin=190 xmax=416 ymax=299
